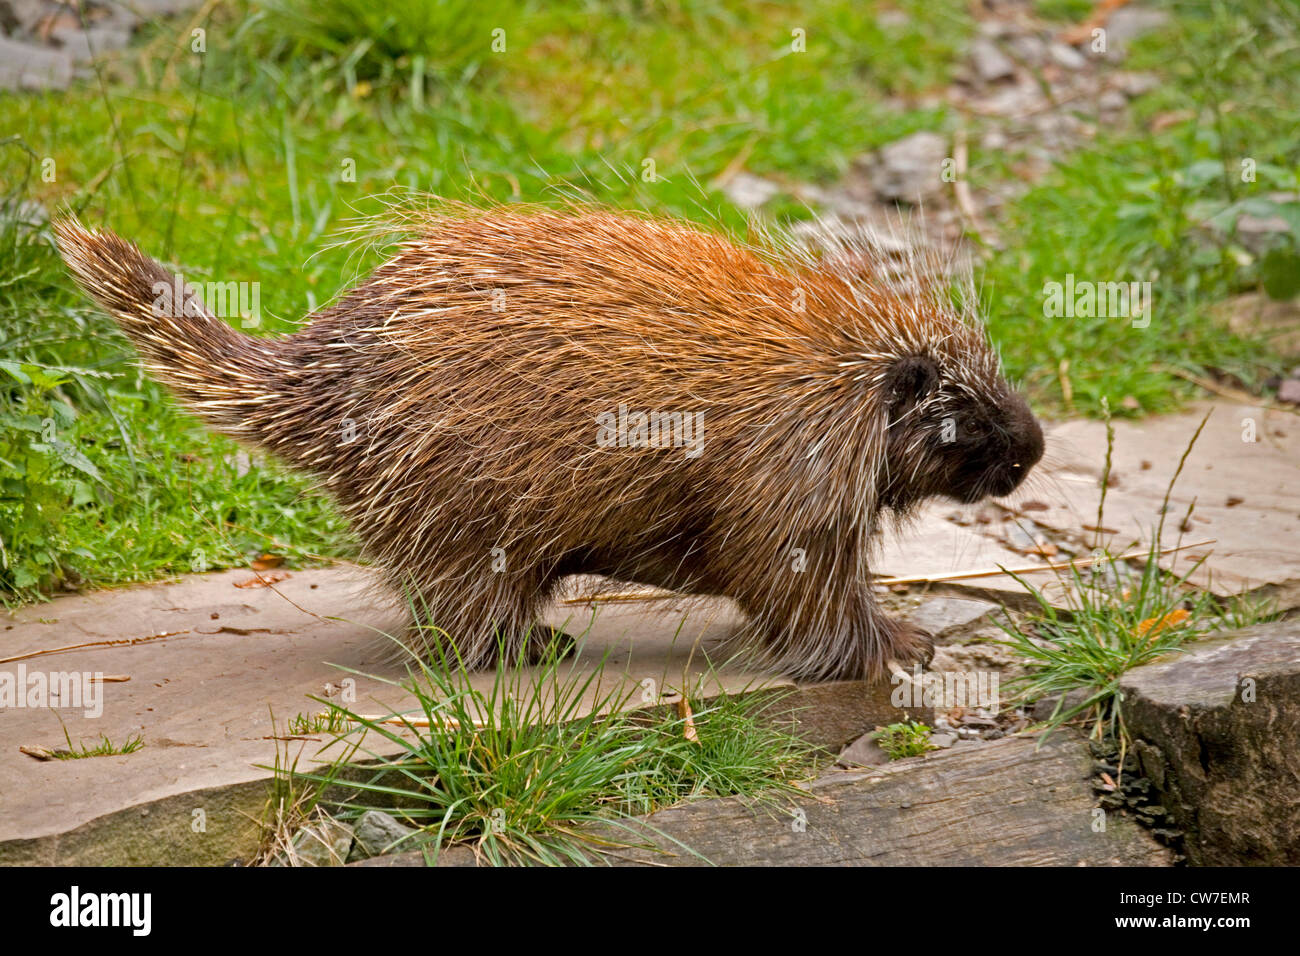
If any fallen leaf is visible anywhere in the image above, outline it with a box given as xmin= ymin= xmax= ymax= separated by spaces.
xmin=677 ymin=698 xmax=700 ymax=744
xmin=1151 ymin=109 xmax=1194 ymax=132
xmin=233 ymin=571 xmax=291 ymax=589
xmin=1136 ymin=608 xmax=1191 ymax=639
xmin=250 ymin=553 xmax=283 ymax=571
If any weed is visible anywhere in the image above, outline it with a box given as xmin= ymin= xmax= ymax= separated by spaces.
xmin=870 ymin=720 xmax=936 ymax=760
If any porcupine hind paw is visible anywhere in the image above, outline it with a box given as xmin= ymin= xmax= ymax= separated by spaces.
xmin=881 ymin=616 xmax=935 ymax=671
xmin=521 ymin=624 xmax=578 ymax=666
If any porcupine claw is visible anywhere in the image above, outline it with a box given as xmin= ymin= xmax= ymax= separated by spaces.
xmin=886 ymin=659 xmax=917 ymax=684
xmin=910 ymin=623 xmax=936 ymax=667
xmin=885 ymin=621 xmax=935 ymax=679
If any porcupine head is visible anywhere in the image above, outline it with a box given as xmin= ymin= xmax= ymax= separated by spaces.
xmin=53 ymin=208 xmax=1044 ymax=683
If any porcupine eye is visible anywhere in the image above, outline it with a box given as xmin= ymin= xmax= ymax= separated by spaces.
xmin=885 ymin=354 xmax=940 ymax=418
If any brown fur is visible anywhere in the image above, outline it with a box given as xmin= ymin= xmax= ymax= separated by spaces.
xmin=55 ymin=205 xmax=1043 ymax=680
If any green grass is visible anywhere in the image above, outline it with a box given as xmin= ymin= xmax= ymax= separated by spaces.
xmin=0 ymin=0 xmax=1296 ymax=599
xmin=268 ymin=628 xmax=812 ymax=866
xmin=976 ymin=0 xmax=1300 ymax=413
xmin=49 ymin=724 xmax=145 ymax=759
xmin=0 ymin=140 xmax=355 ymax=600
xmin=286 ymin=709 xmax=353 ymax=735
xmin=871 ymin=720 xmax=936 ymax=760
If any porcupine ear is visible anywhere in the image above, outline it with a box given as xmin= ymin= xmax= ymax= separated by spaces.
xmin=885 ymin=354 xmax=940 ymax=415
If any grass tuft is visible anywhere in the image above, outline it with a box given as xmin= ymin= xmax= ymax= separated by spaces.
xmin=264 ymin=622 xmax=812 ymax=866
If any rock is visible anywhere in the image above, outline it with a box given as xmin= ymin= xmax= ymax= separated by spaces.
xmin=1120 ymin=620 xmax=1300 ymax=864
xmin=1031 ymin=403 xmax=1300 ymax=605
xmin=348 ymin=810 xmax=419 ymax=861
xmin=721 ymin=172 xmax=781 ymax=211
xmin=930 ymin=732 xmax=957 ymax=748
xmin=0 ymin=0 xmax=53 ymax=35
xmin=1032 ymin=111 xmax=1084 ymax=148
xmin=116 ymin=0 xmax=198 ymax=14
xmin=907 ymin=597 xmax=997 ymax=638
xmin=980 ymin=127 xmax=1009 ymax=151
xmin=771 ymin=679 xmax=932 ymax=753
xmin=1237 ymin=211 xmax=1292 ymax=240
xmin=1098 ymin=89 xmax=1127 ymax=113
xmin=1004 ymin=523 xmax=1039 ymax=551
xmin=932 ymin=632 xmax=1021 ymax=679
xmin=837 ymin=733 xmax=890 ymax=768
xmin=271 ymin=818 xmax=353 ymax=867
xmin=976 ymin=79 xmax=1047 ymax=118
xmin=1213 ymin=293 xmax=1300 ymax=357
xmin=975 ymin=19 xmax=1017 ymax=41
xmin=1031 ymin=687 xmax=1092 ymax=722
xmin=1047 ymin=42 xmax=1086 ymax=70
xmin=1007 ymin=33 xmax=1047 ymax=67
xmin=365 ymin=735 xmax=1171 ymax=866
xmin=1279 ymin=379 xmax=1300 ymax=405
xmin=99 ymin=2 xmax=141 ymax=29
xmin=871 ymin=131 xmax=948 ymax=204
xmin=876 ymin=9 xmax=909 ymax=29
xmin=969 ymin=38 xmax=1016 ymax=82
xmin=1103 ymin=6 xmax=1171 ymax=58
xmin=1109 ymin=71 xmax=1160 ymax=98
xmin=0 ymin=36 xmax=72 ymax=90
xmin=50 ymin=25 xmax=134 ymax=64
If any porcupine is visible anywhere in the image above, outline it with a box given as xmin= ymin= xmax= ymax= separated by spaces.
xmin=54 ymin=205 xmax=1043 ymax=682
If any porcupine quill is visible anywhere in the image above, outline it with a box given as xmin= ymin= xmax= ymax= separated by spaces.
xmin=55 ymin=203 xmax=1043 ymax=681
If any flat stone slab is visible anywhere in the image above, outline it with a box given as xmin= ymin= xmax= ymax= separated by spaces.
xmin=875 ymin=504 xmax=1066 ymax=602
xmin=358 ymin=734 xmax=1172 ymax=867
xmin=0 ymin=566 xmax=789 ymax=853
xmin=1120 ymin=619 xmax=1300 ymax=864
xmin=1030 ymin=402 xmax=1300 ymax=606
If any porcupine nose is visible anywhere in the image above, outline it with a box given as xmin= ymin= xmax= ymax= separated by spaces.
xmin=993 ymin=394 xmax=1044 ymax=496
